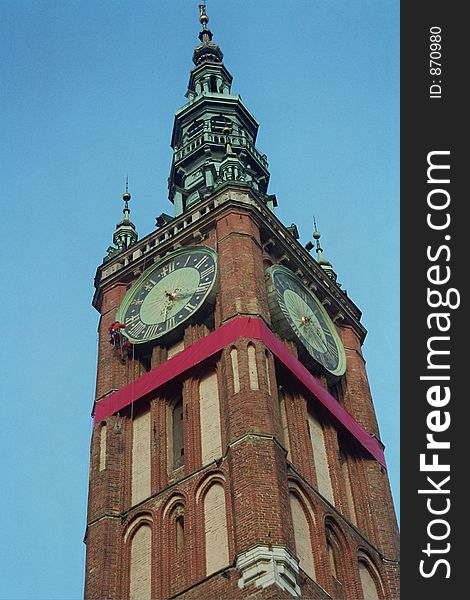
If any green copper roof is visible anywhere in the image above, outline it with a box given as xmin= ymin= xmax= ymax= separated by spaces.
xmin=167 ymin=6 xmax=272 ymax=216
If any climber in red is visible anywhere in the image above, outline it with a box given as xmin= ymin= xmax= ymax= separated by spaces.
xmin=108 ymin=321 xmax=131 ymax=363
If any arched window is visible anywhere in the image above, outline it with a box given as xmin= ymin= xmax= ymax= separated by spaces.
xmin=99 ymin=423 xmax=107 ymax=471
xmin=358 ymin=552 xmax=383 ymax=600
xmin=247 ymin=343 xmax=259 ymax=390
xmin=204 ymin=483 xmax=229 ymax=575
xmin=175 ymin=514 xmax=184 ymax=553
xmin=289 ymin=492 xmax=316 ymax=580
xmin=172 ymin=397 xmax=184 ymax=470
xmin=325 ymin=524 xmax=345 ymax=589
xmin=129 ymin=524 xmax=152 ymax=600
xmin=230 ymin=347 xmax=240 ymax=393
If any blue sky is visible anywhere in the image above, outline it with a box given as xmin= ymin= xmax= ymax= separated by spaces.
xmin=0 ymin=1 xmax=399 ymax=598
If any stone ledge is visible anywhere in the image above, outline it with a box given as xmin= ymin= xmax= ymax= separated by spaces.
xmin=236 ymin=543 xmax=301 ymax=597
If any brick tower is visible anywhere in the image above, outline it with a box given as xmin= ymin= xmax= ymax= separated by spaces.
xmin=84 ymin=7 xmax=399 ymax=600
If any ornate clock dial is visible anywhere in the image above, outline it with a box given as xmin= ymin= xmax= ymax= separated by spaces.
xmin=116 ymin=246 xmax=217 ymax=344
xmin=266 ymin=265 xmax=346 ymax=378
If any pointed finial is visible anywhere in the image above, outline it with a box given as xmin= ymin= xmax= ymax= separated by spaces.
xmin=313 ymin=216 xmax=322 ymax=251
xmin=312 ymin=217 xmax=338 ymax=282
xmin=193 ymin=2 xmax=223 ymax=64
xmin=122 ymin=176 xmax=131 ymax=219
xmin=199 ymin=3 xmax=209 ymax=29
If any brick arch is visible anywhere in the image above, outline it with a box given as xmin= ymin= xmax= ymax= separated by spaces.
xmin=160 ymin=493 xmax=189 ymax=597
xmin=122 ymin=514 xmax=154 ymax=600
xmin=357 ymin=548 xmax=385 ymax=600
xmin=324 ymin=516 xmax=353 ymax=596
xmin=195 ymin=470 xmax=226 ymax=504
xmin=202 ymin=481 xmax=230 ymax=576
xmin=161 ymin=492 xmax=187 ymax=520
xmin=288 ymin=479 xmax=317 ymax=528
xmin=193 ymin=473 xmax=231 ymax=578
xmin=123 ymin=512 xmax=154 ymax=544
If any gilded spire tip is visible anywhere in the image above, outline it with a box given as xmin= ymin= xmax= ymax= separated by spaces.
xmin=123 ymin=176 xmax=131 ymax=206
xmin=199 ymin=3 xmax=209 ymax=28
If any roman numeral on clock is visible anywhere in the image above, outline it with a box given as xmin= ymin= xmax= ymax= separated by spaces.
xmin=195 ymin=280 xmax=211 ymax=294
xmin=126 ymin=313 xmax=141 ymax=325
xmin=128 ymin=321 xmax=146 ymax=337
xmin=165 ymin=316 xmax=176 ymax=331
xmin=146 ymin=324 xmax=160 ymax=338
xmin=184 ymin=301 xmax=198 ymax=312
xmin=199 ymin=264 xmax=215 ymax=279
xmin=161 ymin=262 xmax=175 ymax=277
xmin=194 ymin=255 xmax=209 ymax=270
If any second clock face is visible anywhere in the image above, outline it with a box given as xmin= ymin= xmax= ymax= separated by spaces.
xmin=267 ymin=265 xmax=346 ymax=378
xmin=116 ymin=246 xmax=217 ymax=344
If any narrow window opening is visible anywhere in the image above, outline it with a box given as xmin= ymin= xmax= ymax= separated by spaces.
xmin=209 ymin=75 xmax=218 ymax=92
xmin=278 ymin=389 xmax=290 ymax=456
xmin=326 ymin=527 xmax=342 ymax=583
xmin=172 ymin=397 xmax=184 ymax=469
xmin=358 ymin=557 xmax=382 ymax=600
xmin=99 ymin=424 xmax=107 ymax=471
xmin=327 ymin=539 xmax=338 ymax=579
xmin=248 ymin=343 xmax=259 ymax=390
xmin=264 ymin=350 xmax=272 ymax=395
xmin=176 ymin=514 xmax=184 ymax=552
xmin=230 ymin=347 xmax=240 ymax=393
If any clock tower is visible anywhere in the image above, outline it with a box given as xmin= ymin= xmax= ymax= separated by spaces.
xmin=85 ymin=7 xmax=399 ymax=599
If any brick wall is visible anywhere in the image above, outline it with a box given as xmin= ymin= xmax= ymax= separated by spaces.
xmin=85 ymin=194 xmax=399 ymax=599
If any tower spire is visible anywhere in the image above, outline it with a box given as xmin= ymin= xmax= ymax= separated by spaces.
xmin=105 ymin=179 xmax=138 ymax=260
xmin=167 ymin=4 xmax=272 ymax=215
xmin=313 ymin=217 xmax=337 ymax=282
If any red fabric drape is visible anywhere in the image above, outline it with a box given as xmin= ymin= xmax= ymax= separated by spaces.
xmin=93 ymin=316 xmax=386 ymax=467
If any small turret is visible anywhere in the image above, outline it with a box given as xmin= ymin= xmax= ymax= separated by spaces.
xmin=104 ymin=179 xmax=138 ymax=262
xmin=313 ymin=218 xmax=338 ymax=282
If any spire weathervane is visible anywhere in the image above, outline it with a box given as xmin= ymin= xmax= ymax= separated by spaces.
xmin=199 ymin=3 xmax=208 ymax=29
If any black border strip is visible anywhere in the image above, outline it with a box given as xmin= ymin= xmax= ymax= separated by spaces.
xmin=401 ymin=2 xmax=465 ymax=598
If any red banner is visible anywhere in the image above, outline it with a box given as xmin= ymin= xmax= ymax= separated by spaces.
xmin=93 ymin=316 xmax=386 ymax=467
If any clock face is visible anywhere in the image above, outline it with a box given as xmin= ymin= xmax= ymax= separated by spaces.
xmin=116 ymin=246 xmax=217 ymax=344
xmin=267 ymin=265 xmax=346 ymax=378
